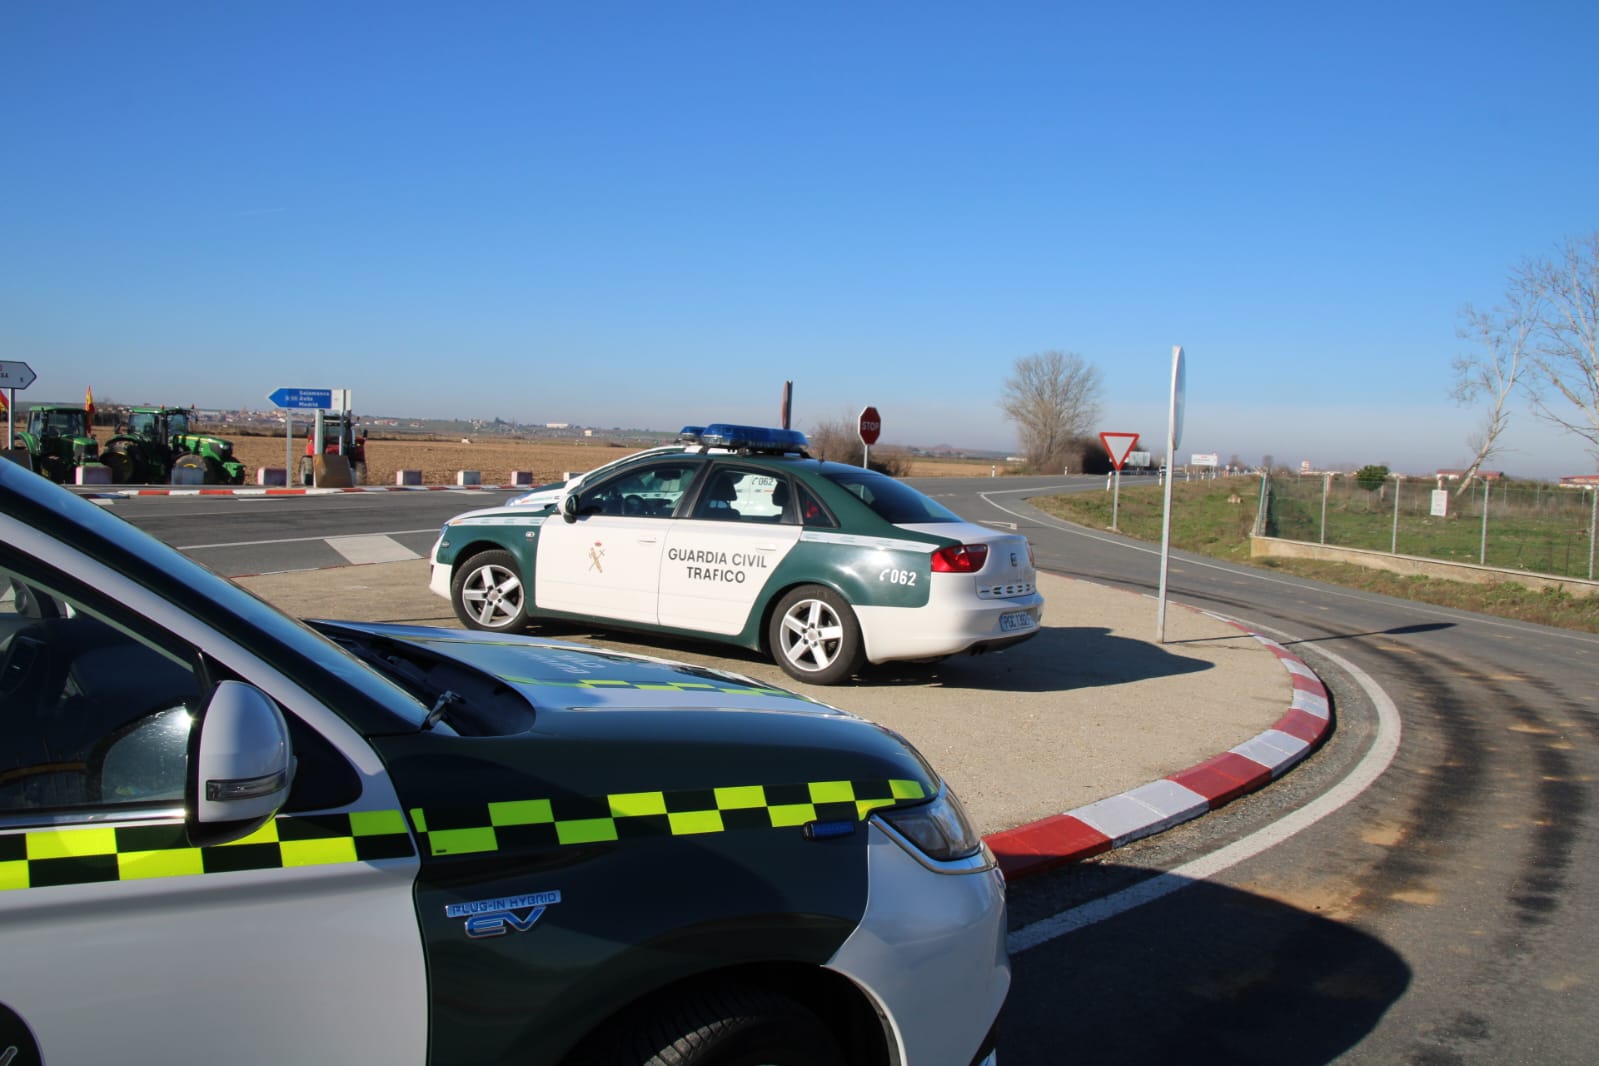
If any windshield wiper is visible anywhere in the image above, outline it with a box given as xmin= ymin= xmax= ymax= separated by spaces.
xmin=423 ymin=690 xmax=462 ymax=731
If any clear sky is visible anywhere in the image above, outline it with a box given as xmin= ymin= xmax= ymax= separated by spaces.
xmin=4 ymin=2 xmax=1596 ymax=477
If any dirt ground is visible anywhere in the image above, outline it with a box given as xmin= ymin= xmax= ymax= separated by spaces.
xmin=226 ymin=433 xmax=1009 ymax=486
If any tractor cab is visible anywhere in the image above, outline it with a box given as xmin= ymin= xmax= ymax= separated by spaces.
xmin=13 ymin=406 xmax=99 ymax=483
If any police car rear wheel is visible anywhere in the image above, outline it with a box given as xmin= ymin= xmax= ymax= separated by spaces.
xmin=450 ymin=549 xmax=529 ymax=631
xmin=605 ymin=985 xmax=844 ymax=1066
xmin=769 ymin=585 xmax=864 ymax=686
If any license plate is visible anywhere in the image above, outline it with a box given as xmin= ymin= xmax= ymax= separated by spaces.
xmin=1000 ymin=611 xmax=1034 ymax=633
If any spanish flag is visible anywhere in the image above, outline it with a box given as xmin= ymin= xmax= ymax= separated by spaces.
xmin=0 ymin=389 xmax=8 ymax=413
xmin=85 ymin=385 xmax=96 ymax=418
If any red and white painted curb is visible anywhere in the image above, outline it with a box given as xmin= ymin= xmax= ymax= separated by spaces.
xmin=986 ymin=627 xmax=1330 ymax=881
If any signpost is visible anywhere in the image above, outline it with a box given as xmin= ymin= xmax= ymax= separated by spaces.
xmin=858 ymin=405 xmax=881 ymax=467
xmin=268 ymin=386 xmax=337 ymax=484
xmin=1 ymin=361 xmax=36 ymax=449
xmin=1157 ymin=346 xmax=1186 ymax=642
xmin=1098 ymin=432 xmax=1140 ymax=530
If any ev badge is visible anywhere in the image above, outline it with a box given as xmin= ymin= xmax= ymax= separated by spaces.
xmin=447 ymin=890 xmax=563 ymax=939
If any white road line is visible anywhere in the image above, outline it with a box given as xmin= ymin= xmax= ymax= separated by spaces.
xmin=1007 ymin=639 xmax=1402 ymax=954
xmin=176 ymin=528 xmax=441 ymax=551
xmin=326 ymin=535 xmax=423 ymax=565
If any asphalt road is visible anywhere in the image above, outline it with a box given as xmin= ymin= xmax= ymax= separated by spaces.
xmin=100 ymin=474 xmax=1599 ymax=1064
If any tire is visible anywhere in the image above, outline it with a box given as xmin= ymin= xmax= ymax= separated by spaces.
xmin=171 ymin=454 xmax=208 ymax=484
xmin=352 ymin=461 xmax=367 ymax=485
xmin=768 ymin=584 xmax=865 ymax=685
xmin=102 ymin=448 xmax=137 ymax=484
xmin=586 ymin=986 xmax=843 ymax=1066
xmin=299 ymin=456 xmax=315 ymax=486
xmin=450 ymin=549 xmax=528 ymax=631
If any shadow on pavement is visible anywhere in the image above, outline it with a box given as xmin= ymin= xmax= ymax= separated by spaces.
xmin=522 ymin=622 xmax=1213 ymax=695
xmin=1005 ymin=865 xmax=1409 ymax=1064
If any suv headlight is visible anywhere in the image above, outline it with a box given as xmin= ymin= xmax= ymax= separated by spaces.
xmin=877 ymin=785 xmax=989 ymax=868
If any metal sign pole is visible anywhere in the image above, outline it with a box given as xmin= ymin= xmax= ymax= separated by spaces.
xmin=1156 ymin=346 xmax=1185 ymax=643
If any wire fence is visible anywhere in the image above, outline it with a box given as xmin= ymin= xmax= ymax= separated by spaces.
xmin=1259 ymin=474 xmax=1599 ymax=581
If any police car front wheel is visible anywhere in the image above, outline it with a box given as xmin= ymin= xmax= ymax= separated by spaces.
xmin=450 ymin=549 xmax=529 ymax=631
xmin=578 ymin=985 xmax=845 ymax=1066
xmin=769 ymin=585 xmax=865 ymax=686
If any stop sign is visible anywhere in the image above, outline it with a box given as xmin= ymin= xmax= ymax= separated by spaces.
xmin=858 ymin=406 xmax=882 ymax=446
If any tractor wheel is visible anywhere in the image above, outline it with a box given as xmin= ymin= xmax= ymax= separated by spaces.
xmin=102 ymin=450 xmax=136 ymax=484
xmin=103 ymin=442 xmax=145 ymax=484
xmin=352 ymin=461 xmax=367 ymax=485
xmin=41 ymin=456 xmax=71 ymax=484
xmin=171 ymin=454 xmax=209 ymax=484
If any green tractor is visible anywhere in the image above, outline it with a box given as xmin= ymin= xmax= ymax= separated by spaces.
xmin=101 ymin=407 xmax=247 ymax=485
xmin=11 ymin=405 xmax=101 ymax=483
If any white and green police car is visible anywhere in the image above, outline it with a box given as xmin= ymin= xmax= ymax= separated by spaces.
xmin=430 ymin=424 xmax=1044 ymax=685
xmin=0 ymin=457 xmax=1005 ymax=1064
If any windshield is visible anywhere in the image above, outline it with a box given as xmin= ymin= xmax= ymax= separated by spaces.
xmin=823 ymin=469 xmax=963 ymax=524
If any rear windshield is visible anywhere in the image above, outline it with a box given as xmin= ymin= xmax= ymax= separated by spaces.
xmin=823 ymin=470 xmax=962 ymax=524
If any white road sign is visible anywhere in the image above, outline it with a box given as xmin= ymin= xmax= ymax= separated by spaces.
xmin=0 ymin=361 xmax=37 ymax=390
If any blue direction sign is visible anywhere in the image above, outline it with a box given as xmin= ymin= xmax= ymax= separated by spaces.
xmin=268 ymin=387 xmax=333 ymax=410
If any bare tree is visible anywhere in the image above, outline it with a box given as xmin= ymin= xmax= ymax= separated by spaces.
xmin=1520 ymin=232 xmax=1599 ymax=463
xmin=999 ymin=350 xmax=1104 ymax=473
xmin=1451 ymin=289 xmax=1534 ymax=495
xmin=806 ymin=410 xmax=862 ymax=464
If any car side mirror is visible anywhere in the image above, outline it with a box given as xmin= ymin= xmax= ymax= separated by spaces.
xmin=186 ymin=680 xmax=296 ymax=847
xmin=562 ymin=492 xmax=578 ymax=523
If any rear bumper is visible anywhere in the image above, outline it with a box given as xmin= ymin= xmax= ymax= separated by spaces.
xmin=855 ymin=589 xmax=1044 ymax=663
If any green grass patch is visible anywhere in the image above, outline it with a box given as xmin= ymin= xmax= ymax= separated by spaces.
xmin=1034 ymin=477 xmax=1599 ymax=634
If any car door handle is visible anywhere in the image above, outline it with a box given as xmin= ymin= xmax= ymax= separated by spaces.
xmin=638 ymin=536 xmax=659 ymax=544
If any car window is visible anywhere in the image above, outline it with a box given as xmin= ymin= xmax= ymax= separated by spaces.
xmin=822 ymin=469 xmax=962 ymax=524
xmin=0 ymin=570 xmax=202 ymax=817
xmin=580 ymin=462 xmax=700 ymax=518
xmin=795 ymin=483 xmax=836 ymax=528
xmin=691 ymin=468 xmax=789 ymax=523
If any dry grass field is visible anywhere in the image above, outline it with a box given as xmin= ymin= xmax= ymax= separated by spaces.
xmin=225 ymin=431 xmax=1009 ymax=486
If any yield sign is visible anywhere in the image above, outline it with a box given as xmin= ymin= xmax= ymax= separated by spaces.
xmin=1099 ymin=432 xmax=1140 ymax=471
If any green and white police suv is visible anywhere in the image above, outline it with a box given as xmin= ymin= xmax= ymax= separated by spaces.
xmin=430 ymin=424 xmax=1044 ymax=685
xmin=0 ymin=458 xmax=1006 ymax=1065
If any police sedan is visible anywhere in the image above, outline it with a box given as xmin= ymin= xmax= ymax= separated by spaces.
xmin=429 ymin=424 xmax=1045 ymax=684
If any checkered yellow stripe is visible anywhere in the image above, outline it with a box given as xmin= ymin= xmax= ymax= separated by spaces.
xmin=410 ymin=778 xmax=928 ymax=857
xmin=0 ymin=810 xmax=413 ymax=893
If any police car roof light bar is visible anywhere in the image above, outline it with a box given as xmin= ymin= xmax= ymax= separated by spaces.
xmin=698 ymin=424 xmax=810 ymax=454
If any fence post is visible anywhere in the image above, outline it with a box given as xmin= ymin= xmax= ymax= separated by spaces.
xmin=1320 ymin=473 xmax=1331 ymax=545
xmin=1391 ymin=474 xmax=1402 ymax=554
xmin=1479 ymin=480 xmax=1490 ymax=565
xmin=1589 ymin=487 xmax=1597 ymax=581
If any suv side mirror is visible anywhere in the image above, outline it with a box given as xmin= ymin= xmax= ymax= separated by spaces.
xmin=187 ymin=680 xmax=296 ymax=846
xmin=562 ymin=492 xmax=578 ymax=523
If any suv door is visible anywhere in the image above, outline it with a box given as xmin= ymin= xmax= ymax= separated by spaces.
xmin=0 ymin=549 xmax=426 ymax=1064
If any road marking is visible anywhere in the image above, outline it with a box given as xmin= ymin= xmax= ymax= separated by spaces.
xmin=175 ymin=528 xmax=441 ymax=551
xmin=327 ymin=535 xmax=423 ymax=565
xmin=1007 ymin=639 xmax=1402 ymax=954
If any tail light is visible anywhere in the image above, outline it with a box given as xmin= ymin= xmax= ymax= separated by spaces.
xmin=931 ymin=543 xmax=989 ymax=573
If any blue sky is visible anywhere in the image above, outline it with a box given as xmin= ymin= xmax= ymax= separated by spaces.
xmin=3 ymin=2 xmax=1596 ymax=477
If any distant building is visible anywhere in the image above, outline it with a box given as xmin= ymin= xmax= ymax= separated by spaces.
xmin=1435 ymin=469 xmax=1503 ymax=482
xmin=1558 ymin=474 xmax=1599 ymax=489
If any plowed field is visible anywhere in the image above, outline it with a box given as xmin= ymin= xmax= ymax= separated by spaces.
xmin=225 ymin=433 xmax=999 ymax=486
